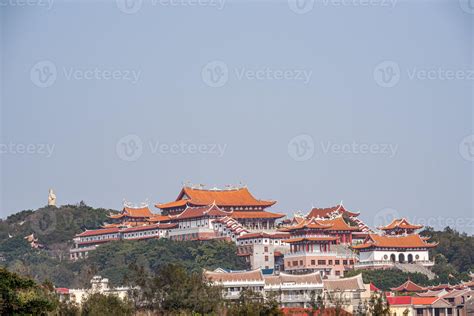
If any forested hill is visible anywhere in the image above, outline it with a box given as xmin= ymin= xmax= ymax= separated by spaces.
xmin=0 ymin=202 xmax=113 ymax=245
xmin=0 ymin=203 xmax=247 ymax=288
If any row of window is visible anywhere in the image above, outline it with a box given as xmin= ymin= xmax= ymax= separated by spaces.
xmin=287 ymin=259 xmax=354 ymax=267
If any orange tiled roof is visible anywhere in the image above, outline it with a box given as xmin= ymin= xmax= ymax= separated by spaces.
xmin=285 ymin=218 xmax=333 ymax=231
xmin=76 ymin=228 xmax=120 ymax=237
xmin=411 ymin=297 xmax=439 ymax=305
xmin=173 ymin=204 xmax=232 ymax=220
xmin=379 ymin=218 xmax=423 ymax=231
xmin=285 ymin=236 xmax=338 ymax=243
xmin=317 ymin=217 xmax=361 ymax=231
xmin=230 ymin=211 xmax=285 ymax=219
xmin=391 ymin=280 xmax=426 ymax=292
xmin=351 ymin=234 xmax=438 ymax=249
xmin=157 ymin=186 xmax=276 ymax=209
xmin=123 ymin=206 xmax=153 ymax=218
xmin=307 ymin=204 xmax=359 ymax=219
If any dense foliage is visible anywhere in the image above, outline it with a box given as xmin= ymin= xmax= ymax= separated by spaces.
xmin=421 ymin=226 xmax=474 ymax=275
xmin=0 ymin=203 xmax=247 ymax=288
xmin=344 ymin=270 xmax=432 ymax=291
xmin=0 ymin=267 xmax=57 ymax=315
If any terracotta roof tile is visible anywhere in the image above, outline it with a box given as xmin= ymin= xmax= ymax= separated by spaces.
xmin=307 ymin=205 xmax=359 ymax=219
xmin=391 ymin=280 xmax=426 ymax=292
xmin=352 ymin=234 xmax=437 ymax=249
xmin=157 ymin=186 xmax=276 ymax=209
xmin=230 ymin=211 xmax=285 ymax=219
xmin=379 ymin=218 xmax=423 ymax=231
xmin=76 ymin=228 xmax=120 ymax=237
xmin=173 ymin=204 xmax=232 ymax=220
xmin=285 ymin=236 xmax=338 ymax=243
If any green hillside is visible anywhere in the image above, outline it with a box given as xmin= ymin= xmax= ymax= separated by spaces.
xmin=0 ymin=203 xmax=247 ymax=288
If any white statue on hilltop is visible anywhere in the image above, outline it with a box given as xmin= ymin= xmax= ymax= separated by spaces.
xmin=48 ymin=189 xmax=56 ymax=207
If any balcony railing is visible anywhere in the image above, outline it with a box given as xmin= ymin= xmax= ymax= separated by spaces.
xmin=355 ymin=260 xmax=434 ymax=267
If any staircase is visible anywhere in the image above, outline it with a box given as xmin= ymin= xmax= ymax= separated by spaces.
xmin=394 ymin=263 xmax=436 ymax=280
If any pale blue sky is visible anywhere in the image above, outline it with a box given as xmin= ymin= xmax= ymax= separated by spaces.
xmin=1 ymin=0 xmax=473 ymax=232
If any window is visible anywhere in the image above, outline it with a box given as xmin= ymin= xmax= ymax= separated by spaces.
xmin=335 ymin=260 xmax=340 ymax=265
xmin=264 ymin=246 xmax=268 ymax=252
xmin=293 ymin=261 xmax=298 ymax=266
xmin=318 ymin=260 xmax=326 ymax=265
xmin=329 ymin=260 xmax=333 ymax=265
xmin=265 ymin=256 xmax=269 ymax=261
xmin=343 ymin=260 xmax=348 ymax=265
xmin=299 ymin=260 xmax=303 ymax=266
xmin=311 ymin=260 xmax=315 ymax=265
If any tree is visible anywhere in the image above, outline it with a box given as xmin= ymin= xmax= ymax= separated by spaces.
xmin=368 ymin=293 xmax=390 ymax=316
xmin=0 ymin=267 xmax=57 ymax=315
xmin=80 ymin=293 xmax=133 ymax=316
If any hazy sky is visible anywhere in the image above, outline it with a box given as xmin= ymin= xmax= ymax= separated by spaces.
xmin=1 ymin=0 xmax=473 ymax=233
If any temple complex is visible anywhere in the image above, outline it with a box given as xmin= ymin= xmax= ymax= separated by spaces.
xmin=156 ymin=185 xmax=285 ymax=230
xmin=280 ymin=217 xmax=358 ymax=277
xmin=378 ymin=218 xmax=424 ymax=236
xmin=352 ymin=233 xmax=437 ymax=268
